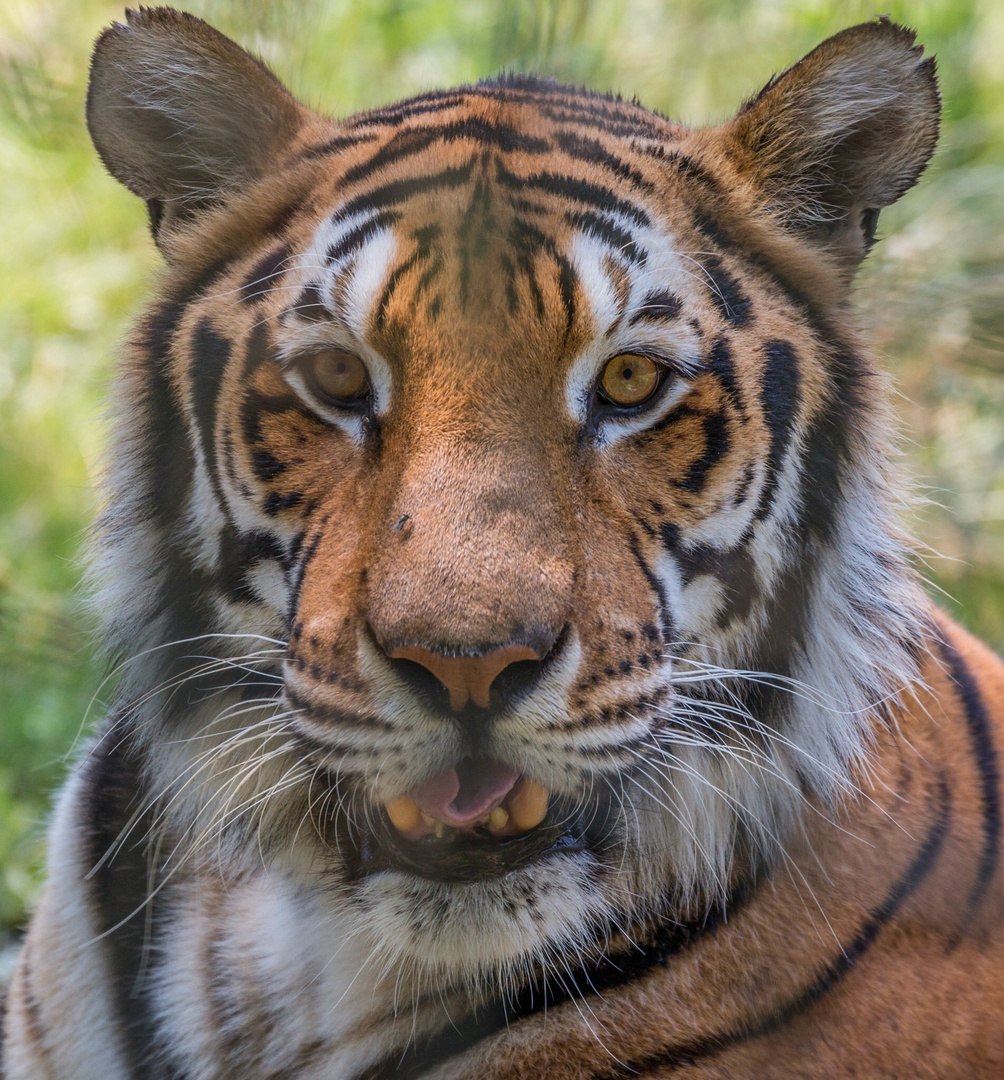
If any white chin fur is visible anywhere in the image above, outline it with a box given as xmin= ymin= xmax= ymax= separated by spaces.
xmin=350 ymin=856 xmax=610 ymax=988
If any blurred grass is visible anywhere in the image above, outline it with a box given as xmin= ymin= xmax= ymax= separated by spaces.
xmin=1 ymin=0 xmax=1002 ymax=941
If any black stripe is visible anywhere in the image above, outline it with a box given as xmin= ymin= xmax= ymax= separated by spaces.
xmin=554 ymin=129 xmax=654 ymax=192
xmin=680 ymin=408 xmax=730 ymax=493
xmin=331 ymin=162 xmax=474 ymax=225
xmin=755 ymin=338 xmax=800 ymax=521
xmin=629 ymin=290 xmax=682 ymax=325
xmin=189 ymin=320 xmax=232 ymax=509
xmin=341 ymin=117 xmax=550 ymax=187
xmin=628 ymin=533 xmax=672 ymax=642
xmin=288 ymin=283 xmax=329 ymax=322
xmin=135 ymin=257 xmax=230 ymax=533
xmin=374 ymin=251 xmax=420 ymax=329
xmin=326 ymin=211 xmax=400 ymax=263
xmin=659 ymin=151 xmax=723 ymax=196
xmin=505 ymin=218 xmax=578 ymax=331
xmin=700 ymin=254 xmax=752 ymax=327
xmin=298 ymin=133 xmax=379 ymax=161
xmin=543 ymin=109 xmax=666 ymax=139
xmin=348 ymin=94 xmax=468 ymax=129
xmin=217 ymin=526 xmax=286 ymax=605
xmin=83 ymin=723 xmax=189 ymax=1079
xmin=936 ymin=633 xmax=1001 ymax=911
xmin=706 ymin=333 xmax=742 ymax=412
xmin=495 ymin=160 xmax=650 ymax=228
xmin=565 ymin=209 xmax=646 ymax=264
xmin=590 ymin=775 xmax=951 ymax=1079
xmin=240 ymin=244 xmax=290 ymax=304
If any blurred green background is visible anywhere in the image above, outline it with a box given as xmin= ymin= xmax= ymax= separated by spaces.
xmin=1 ymin=0 xmax=1002 ymax=956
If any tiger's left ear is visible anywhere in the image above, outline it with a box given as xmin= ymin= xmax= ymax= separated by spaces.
xmin=87 ymin=7 xmax=311 ymax=240
xmin=720 ymin=19 xmax=940 ymax=274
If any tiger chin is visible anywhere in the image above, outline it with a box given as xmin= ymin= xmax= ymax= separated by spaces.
xmin=4 ymin=8 xmax=1004 ymax=1079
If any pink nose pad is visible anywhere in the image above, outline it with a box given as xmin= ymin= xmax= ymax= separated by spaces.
xmin=388 ymin=643 xmax=541 ymax=711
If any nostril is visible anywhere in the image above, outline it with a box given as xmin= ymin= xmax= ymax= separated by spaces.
xmin=387 ymin=654 xmax=453 ymax=713
xmin=386 ymin=641 xmax=543 ymax=712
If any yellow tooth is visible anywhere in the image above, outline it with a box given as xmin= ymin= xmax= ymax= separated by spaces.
xmin=420 ymin=811 xmax=437 ymax=829
xmin=385 ymin=796 xmax=420 ymax=834
xmin=508 ymin=779 xmax=549 ymax=832
xmin=489 ymin=806 xmax=509 ymax=831
xmin=434 ymin=820 xmax=444 ymax=839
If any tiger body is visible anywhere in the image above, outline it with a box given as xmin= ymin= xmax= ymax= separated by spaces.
xmin=4 ymin=9 xmax=1004 ymax=1078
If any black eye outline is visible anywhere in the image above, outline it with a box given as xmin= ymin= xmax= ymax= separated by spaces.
xmin=592 ymin=351 xmax=674 ymax=415
xmin=295 ymin=349 xmax=373 ymax=412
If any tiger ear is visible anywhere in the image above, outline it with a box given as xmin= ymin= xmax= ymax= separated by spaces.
xmin=721 ymin=19 xmax=940 ymax=274
xmin=87 ymin=7 xmax=308 ymax=238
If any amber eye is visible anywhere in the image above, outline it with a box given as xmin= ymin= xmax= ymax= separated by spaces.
xmin=302 ymin=349 xmax=369 ymax=405
xmin=599 ymin=353 xmax=661 ymax=407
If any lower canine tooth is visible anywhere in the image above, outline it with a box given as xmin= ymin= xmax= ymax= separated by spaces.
xmin=420 ymin=811 xmax=437 ymax=828
xmin=489 ymin=806 xmax=509 ymax=830
xmin=508 ymin=779 xmax=549 ymax=832
xmin=385 ymin=796 xmax=420 ymax=834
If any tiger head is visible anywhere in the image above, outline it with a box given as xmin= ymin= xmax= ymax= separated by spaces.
xmin=86 ymin=10 xmax=938 ymax=988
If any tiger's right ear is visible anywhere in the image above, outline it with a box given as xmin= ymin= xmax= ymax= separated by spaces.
xmin=87 ymin=7 xmax=308 ymax=237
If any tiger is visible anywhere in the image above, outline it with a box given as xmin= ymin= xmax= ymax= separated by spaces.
xmin=3 ymin=6 xmax=1003 ymax=1078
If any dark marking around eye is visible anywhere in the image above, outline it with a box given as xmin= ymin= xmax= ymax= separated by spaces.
xmin=629 ymin=290 xmax=682 ymax=325
xmin=701 ymin=255 xmax=752 ymax=327
xmin=755 ymin=339 xmax=801 ymax=521
xmin=241 ymin=244 xmax=291 ymax=304
xmin=240 ymin=390 xmax=301 ymax=447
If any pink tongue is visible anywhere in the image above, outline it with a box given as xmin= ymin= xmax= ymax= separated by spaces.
xmin=409 ymin=758 xmax=520 ymax=827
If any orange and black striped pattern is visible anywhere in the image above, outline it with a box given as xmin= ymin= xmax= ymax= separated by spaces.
xmin=5 ymin=9 xmax=1003 ymax=1078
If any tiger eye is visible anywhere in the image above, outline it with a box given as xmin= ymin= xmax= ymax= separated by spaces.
xmin=306 ymin=349 xmax=368 ymax=404
xmin=600 ymin=353 xmax=661 ymax=407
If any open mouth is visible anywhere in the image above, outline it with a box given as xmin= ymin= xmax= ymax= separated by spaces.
xmin=352 ymin=757 xmax=592 ymax=883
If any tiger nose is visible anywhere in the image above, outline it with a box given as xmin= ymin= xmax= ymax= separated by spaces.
xmin=388 ymin=643 xmax=541 ymax=711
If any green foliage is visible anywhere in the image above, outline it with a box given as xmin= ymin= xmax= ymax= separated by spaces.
xmin=1 ymin=0 xmax=1003 ymax=938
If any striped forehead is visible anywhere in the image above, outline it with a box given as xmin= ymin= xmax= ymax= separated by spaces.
xmin=285 ymin=143 xmax=701 ymax=360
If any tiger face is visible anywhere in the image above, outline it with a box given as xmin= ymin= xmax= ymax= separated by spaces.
xmin=85 ymin=10 xmax=938 ymax=987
